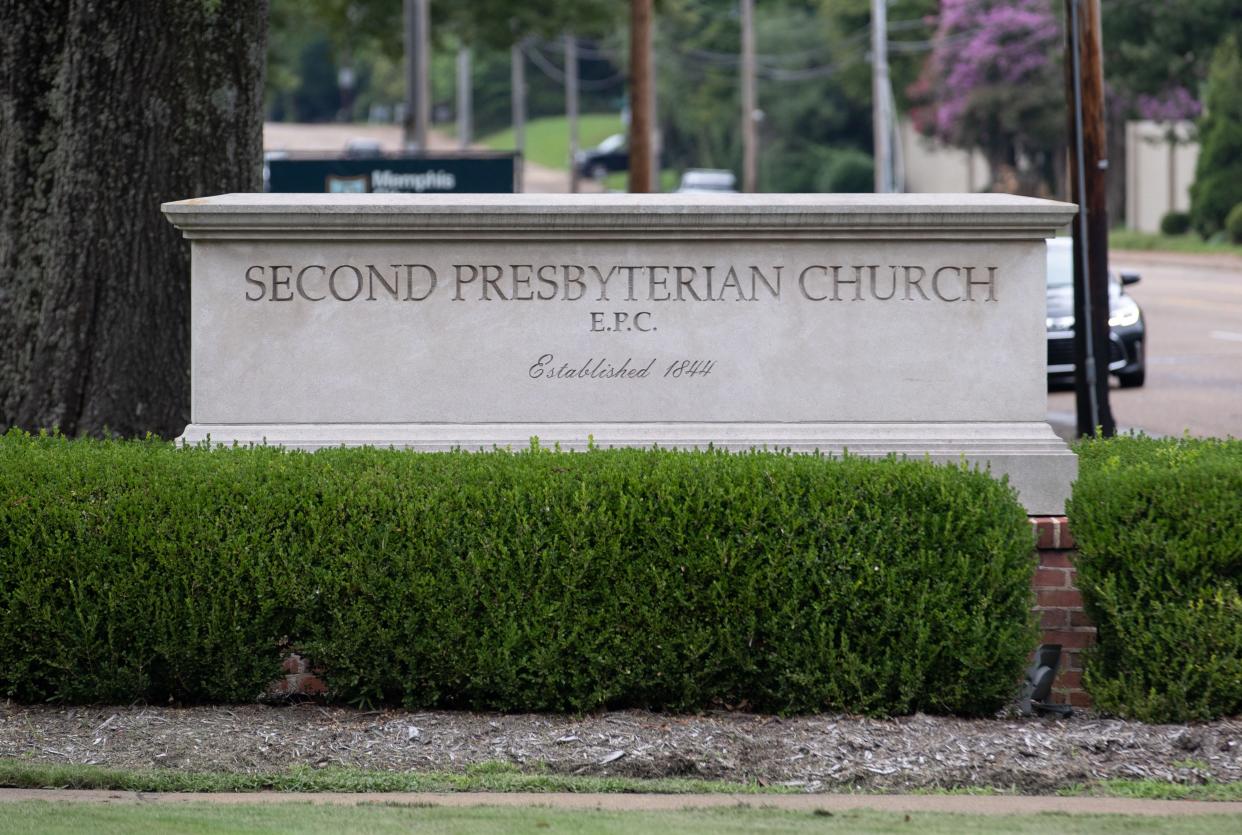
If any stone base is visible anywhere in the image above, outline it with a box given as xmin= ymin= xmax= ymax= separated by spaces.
xmin=178 ymin=420 xmax=1075 ymax=515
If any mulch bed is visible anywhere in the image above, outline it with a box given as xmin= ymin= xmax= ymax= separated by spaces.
xmin=1 ymin=703 xmax=1238 ymax=793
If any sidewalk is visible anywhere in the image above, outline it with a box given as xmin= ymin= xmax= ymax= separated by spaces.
xmin=1 ymin=788 xmax=1239 ymax=816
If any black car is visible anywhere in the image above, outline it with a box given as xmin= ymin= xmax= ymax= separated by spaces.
xmin=575 ymin=133 xmax=627 ymax=180
xmin=1046 ymin=238 xmax=1146 ymax=388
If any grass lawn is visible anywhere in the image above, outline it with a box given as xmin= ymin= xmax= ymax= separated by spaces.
xmin=1 ymin=760 xmax=1240 ymax=803
xmin=476 ymin=114 xmax=624 ymax=171
xmin=5 ymin=802 xmax=1242 ymax=835
xmin=1065 ymin=780 xmax=1242 ymax=802
xmin=0 ymin=759 xmax=784 ymax=796
xmin=1109 ymin=228 xmax=1242 ymax=256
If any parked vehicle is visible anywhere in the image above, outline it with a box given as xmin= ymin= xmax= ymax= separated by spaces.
xmin=1045 ymin=237 xmax=1146 ymax=388
xmin=261 ymin=150 xmax=289 ymax=192
xmin=675 ymin=169 xmax=738 ymax=193
xmin=575 ymin=133 xmax=628 ymax=180
xmin=343 ymin=137 xmax=384 ymax=158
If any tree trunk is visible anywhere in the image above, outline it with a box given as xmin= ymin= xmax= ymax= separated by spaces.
xmin=0 ymin=0 xmax=267 ymax=439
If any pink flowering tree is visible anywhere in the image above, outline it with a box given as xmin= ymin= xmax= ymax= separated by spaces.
xmin=1104 ymin=0 xmax=1242 ymax=122
xmin=909 ymin=0 xmax=1065 ymax=195
xmin=1134 ymin=87 xmax=1201 ymax=123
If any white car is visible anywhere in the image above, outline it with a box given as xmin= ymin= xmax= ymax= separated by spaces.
xmin=675 ymin=169 xmax=737 ymax=193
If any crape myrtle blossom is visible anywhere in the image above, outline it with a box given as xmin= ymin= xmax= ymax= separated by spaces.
xmin=913 ymin=0 xmax=1061 ymax=143
xmin=1135 ymin=86 xmax=1202 ymax=122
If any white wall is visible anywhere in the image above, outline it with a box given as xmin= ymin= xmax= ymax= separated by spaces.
xmin=898 ymin=120 xmax=991 ymax=194
xmin=1125 ymin=120 xmax=1199 ymax=233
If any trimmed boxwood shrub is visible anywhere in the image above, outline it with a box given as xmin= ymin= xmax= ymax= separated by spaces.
xmin=1226 ymin=203 xmax=1242 ymax=245
xmin=1069 ymin=436 xmax=1242 ymax=722
xmin=0 ymin=430 xmax=1036 ymax=715
xmin=1159 ymin=211 xmax=1191 ymax=237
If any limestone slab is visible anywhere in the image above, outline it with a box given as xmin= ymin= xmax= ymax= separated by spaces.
xmin=164 ymin=193 xmax=1078 ymax=513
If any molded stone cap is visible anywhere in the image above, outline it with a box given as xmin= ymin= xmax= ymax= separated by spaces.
xmin=163 ymin=193 xmax=1078 ymax=241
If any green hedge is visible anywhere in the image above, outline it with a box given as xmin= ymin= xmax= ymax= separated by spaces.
xmin=1070 ymin=436 xmax=1242 ymax=722
xmin=1226 ymin=203 xmax=1242 ymax=245
xmin=1159 ymin=211 xmax=1191 ymax=237
xmin=0 ymin=430 xmax=1036 ymax=715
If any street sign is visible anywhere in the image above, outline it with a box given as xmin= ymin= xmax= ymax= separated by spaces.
xmin=267 ymin=154 xmax=518 ymax=194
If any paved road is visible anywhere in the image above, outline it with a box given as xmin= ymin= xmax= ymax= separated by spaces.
xmin=1047 ymin=250 xmax=1242 ymax=439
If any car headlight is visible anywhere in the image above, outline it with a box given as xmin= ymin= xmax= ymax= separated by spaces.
xmin=1109 ymin=300 xmax=1140 ymax=328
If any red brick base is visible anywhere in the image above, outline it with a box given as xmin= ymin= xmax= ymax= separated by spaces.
xmin=1030 ymin=516 xmax=1094 ymax=707
xmin=274 ymin=520 xmax=1098 ymax=706
xmin=268 ymin=653 xmax=326 ymax=699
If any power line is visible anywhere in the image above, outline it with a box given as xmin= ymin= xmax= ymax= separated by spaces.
xmin=886 ymin=30 xmax=980 ymax=54
xmin=679 ymin=18 xmax=933 ymax=68
xmin=521 ymin=41 xmax=625 ymax=90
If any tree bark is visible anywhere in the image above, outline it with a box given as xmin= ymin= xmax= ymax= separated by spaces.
xmin=628 ymin=0 xmax=654 ymax=193
xmin=0 ymin=0 xmax=267 ymax=439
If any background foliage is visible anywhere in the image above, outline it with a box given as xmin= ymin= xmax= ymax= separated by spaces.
xmin=262 ymin=0 xmax=1242 ymax=201
xmin=1189 ymin=36 xmax=1242 ymax=239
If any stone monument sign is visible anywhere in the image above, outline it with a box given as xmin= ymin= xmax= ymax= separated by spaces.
xmin=163 ymin=193 xmax=1077 ymax=513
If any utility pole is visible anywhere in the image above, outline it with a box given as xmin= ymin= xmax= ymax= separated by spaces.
xmin=456 ymin=47 xmax=472 ymax=149
xmin=871 ymin=0 xmax=892 ymax=192
xmin=511 ymin=41 xmax=526 ymax=191
xmin=415 ymin=0 xmax=430 ymax=150
xmin=740 ymin=0 xmax=757 ymax=192
xmin=403 ymin=0 xmax=430 ymax=150
xmin=629 ymin=0 xmax=654 ymax=193
xmin=566 ymin=34 xmax=580 ymax=193
xmin=649 ymin=20 xmax=661 ymax=192
xmin=1064 ymin=0 xmax=1115 ymax=437
xmin=402 ymin=0 xmax=416 ymax=148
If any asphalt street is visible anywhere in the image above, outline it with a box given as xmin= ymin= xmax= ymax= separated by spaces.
xmin=1047 ymin=250 xmax=1242 ymax=440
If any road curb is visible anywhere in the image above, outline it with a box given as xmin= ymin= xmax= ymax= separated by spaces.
xmin=1112 ymin=249 xmax=1242 ymax=272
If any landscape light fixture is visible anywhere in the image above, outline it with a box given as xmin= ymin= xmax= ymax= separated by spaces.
xmin=1018 ymin=644 xmax=1073 ymax=718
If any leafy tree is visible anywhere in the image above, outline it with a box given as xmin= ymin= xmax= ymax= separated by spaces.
xmin=437 ymin=0 xmax=623 ymax=50
xmin=818 ymin=0 xmax=939 ymax=112
xmin=1104 ymin=0 xmax=1242 ymax=113
xmin=291 ymin=0 xmax=623 ymax=59
xmin=1102 ymin=0 xmax=1242 ymax=223
xmin=267 ymin=0 xmax=625 ymax=128
xmin=655 ymin=0 xmax=879 ymax=190
xmin=649 ymin=0 xmax=742 ymax=173
xmin=753 ymin=4 xmax=876 ymax=191
xmin=909 ymin=0 xmax=1064 ymax=195
xmin=1189 ymin=35 xmax=1242 ymax=238
xmin=816 ymin=147 xmax=875 ymax=192
xmin=0 ymin=0 xmax=266 ymax=438
xmin=294 ymin=38 xmax=345 ymax=122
